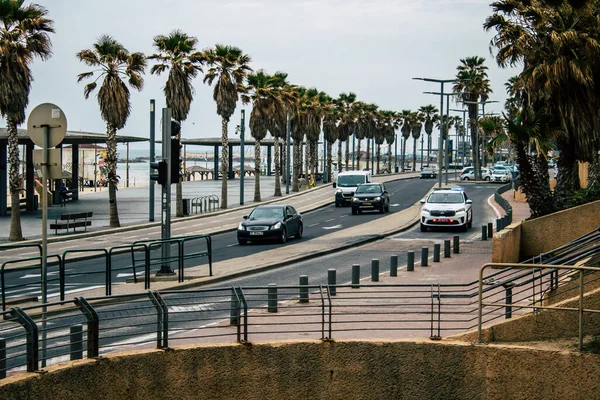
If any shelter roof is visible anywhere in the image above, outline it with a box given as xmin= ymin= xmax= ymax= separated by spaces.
xmin=181 ymin=138 xmax=275 ymax=146
xmin=0 ymin=128 xmax=147 ymax=145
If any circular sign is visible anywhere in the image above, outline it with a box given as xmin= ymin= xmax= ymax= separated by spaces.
xmin=27 ymin=103 xmax=67 ymax=148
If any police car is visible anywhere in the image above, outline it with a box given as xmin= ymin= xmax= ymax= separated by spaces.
xmin=420 ymin=187 xmax=473 ymax=232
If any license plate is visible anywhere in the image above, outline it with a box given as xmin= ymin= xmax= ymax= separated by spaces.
xmin=363 ymin=202 xmax=372 ymax=206
xmin=438 ymin=218 xmax=450 ymax=222
xmin=250 ymin=232 xmax=264 ymax=236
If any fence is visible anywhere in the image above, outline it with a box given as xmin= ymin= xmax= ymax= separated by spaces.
xmin=0 ymin=234 xmax=212 ymax=312
xmin=190 ymin=195 xmax=219 ymax=215
xmin=1 ymin=257 xmax=597 ymax=379
xmin=494 ymin=182 xmax=513 ymax=231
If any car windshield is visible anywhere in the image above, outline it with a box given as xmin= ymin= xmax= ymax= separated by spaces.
xmin=421 ymin=168 xmax=434 ymax=173
xmin=427 ymin=193 xmax=464 ymax=204
xmin=248 ymin=207 xmax=284 ymax=219
xmin=356 ymin=184 xmax=381 ymax=194
xmin=338 ymin=175 xmax=367 ymax=187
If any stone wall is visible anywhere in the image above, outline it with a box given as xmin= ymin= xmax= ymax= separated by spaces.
xmin=1 ymin=340 xmax=599 ymax=400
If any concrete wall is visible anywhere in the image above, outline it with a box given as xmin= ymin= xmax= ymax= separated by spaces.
xmin=1 ymin=340 xmax=599 ymax=400
xmin=492 ymin=199 xmax=600 ymax=262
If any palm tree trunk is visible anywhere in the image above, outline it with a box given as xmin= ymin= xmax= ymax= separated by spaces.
xmin=303 ymin=141 xmax=309 ymax=178
xmin=326 ymin=141 xmax=333 ymax=181
xmin=555 ymin=139 xmax=580 ymax=209
xmin=281 ymin=143 xmax=286 ymax=184
xmin=412 ymin=138 xmax=417 ymax=172
xmin=345 ymin=141 xmax=350 ymax=171
xmin=427 ymin=134 xmax=431 ymax=166
xmin=274 ymin=137 xmax=282 ymax=196
xmin=7 ymin=116 xmax=23 ymax=241
xmin=175 ymin=130 xmax=183 ymax=217
xmin=337 ymin=142 xmax=343 ymax=174
xmin=356 ymin=139 xmax=362 ymax=170
xmin=220 ymin=118 xmax=228 ymax=209
xmin=376 ymin=144 xmax=381 ymax=174
xmin=401 ymin=137 xmax=407 ymax=172
xmin=106 ymin=125 xmax=121 ymax=227
xmin=470 ymin=116 xmax=480 ymax=180
xmin=254 ymin=141 xmax=261 ymax=202
xmin=388 ymin=144 xmax=392 ymax=174
xmin=293 ymin=139 xmax=301 ymax=192
xmin=366 ymin=140 xmax=370 ymax=171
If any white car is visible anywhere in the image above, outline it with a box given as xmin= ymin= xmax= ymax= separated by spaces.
xmin=420 ymin=188 xmax=473 ymax=232
xmin=490 ymin=168 xmax=512 ymax=183
xmin=460 ymin=168 xmax=492 ymax=181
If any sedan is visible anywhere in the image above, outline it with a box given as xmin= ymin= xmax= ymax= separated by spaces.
xmin=420 ymin=167 xmax=437 ymax=179
xmin=237 ymin=205 xmax=303 ymax=245
xmin=351 ymin=183 xmax=390 ymax=214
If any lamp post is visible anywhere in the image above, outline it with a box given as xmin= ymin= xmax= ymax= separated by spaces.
xmin=450 ymin=108 xmax=468 ymax=174
xmin=413 ymin=78 xmax=458 ymax=188
xmin=462 ymin=100 xmax=498 ymax=173
xmin=424 ymin=91 xmax=459 ymax=185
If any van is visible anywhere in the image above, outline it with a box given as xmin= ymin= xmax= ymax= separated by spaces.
xmin=334 ymin=171 xmax=371 ymax=207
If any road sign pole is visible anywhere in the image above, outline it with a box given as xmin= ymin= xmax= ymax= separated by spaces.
xmin=41 ymin=125 xmax=49 ymax=367
xmin=149 ymin=100 xmax=155 ymax=222
xmin=157 ymin=107 xmax=174 ymax=276
xmin=240 ymin=110 xmax=245 ymax=205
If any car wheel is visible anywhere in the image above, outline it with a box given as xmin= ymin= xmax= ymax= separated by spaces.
xmin=238 ymin=239 xmax=247 ymax=245
xmin=357 ymin=209 xmax=362 ymax=214
xmin=352 ymin=207 xmax=358 ymax=215
xmin=463 ymin=177 xmax=469 ymax=181
xmin=335 ymin=202 xmax=340 ymax=208
xmin=296 ymin=224 xmax=303 ymax=239
xmin=485 ymin=176 xmax=491 ymax=181
xmin=379 ymin=204 xmax=385 ymax=214
xmin=385 ymin=203 xmax=390 ymax=212
xmin=280 ymin=228 xmax=287 ymax=244
xmin=420 ymin=223 xmax=427 ymax=232
xmin=461 ymin=223 xmax=468 ymax=232
xmin=468 ymin=216 xmax=473 ymax=228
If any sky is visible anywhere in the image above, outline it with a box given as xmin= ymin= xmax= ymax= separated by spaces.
xmin=4 ymin=0 xmax=519 ymax=153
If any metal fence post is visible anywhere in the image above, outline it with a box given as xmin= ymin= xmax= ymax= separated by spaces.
xmin=390 ymin=255 xmax=398 ymax=277
xmin=481 ymin=226 xmax=487 ymax=241
xmin=421 ymin=247 xmax=429 ymax=267
xmin=487 ymin=222 xmax=493 ymax=238
xmin=328 ymin=269 xmax=337 ymax=296
xmin=352 ymin=264 xmax=360 ymax=288
xmin=268 ymin=283 xmax=278 ymax=312
xmin=505 ymin=284 xmax=513 ymax=319
xmin=453 ymin=236 xmax=460 ymax=254
xmin=433 ymin=244 xmax=441 ymax=262
xmin=0 ymin=337 xmax=5 ymax=379
xmin=299 ymin=275 xmax=309 ymax=303
xmin=230 ymin=287 xmax=240 ymax=325
xmin=10 ymin=308 xmax=38 ymax=372
xmin=444 ymin=240 xmax=451 ymax=258
xmin=74 ymin=297 xmax=99 ymax=358
xmin=371 ymin=259 xmax=379 ymax=282
xmin=70 ymin=325 xmax=83 ymax=360
xmin=407 ymin=251 xmax=414 ymax=272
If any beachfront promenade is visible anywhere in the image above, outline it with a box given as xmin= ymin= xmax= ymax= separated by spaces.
xmin=0 ymin=176 xmax=279 ymax=242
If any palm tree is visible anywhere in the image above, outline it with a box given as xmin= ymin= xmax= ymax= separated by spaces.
xmin=374 ymin=112 xmax=386 ymax=174
xmin=0 ymin=1 xmax=53 ymax=241
xmin=77 ymin=36 xmax=146 ymax=228
xmin=453 ymin=56 xmax=492 ymax=180
xmin=399 ymin=110 xmax=412 ymax=172
xmin=419 ymin=105 xmax=439 ymax=167
xmin=411 ymin=112 xmax=424 ymax=171
xmin=204 ymin=45 xmax=252 ymax=209
xmin=149 ymin=30 xmax=204 ymax=217
xmin=480 ymin=116 xmax=505 ymax=162
xmin=322 ymin=97 xmax=338 ymax=181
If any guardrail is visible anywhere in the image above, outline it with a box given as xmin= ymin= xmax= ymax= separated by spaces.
xmin=0 ymin=234 xmax=212 ymax=312
xmin=494 ymin=182 xmax=513 ymax=231
xmin=190 ymin=195 xmax=219 ymax=215
xmin=1 ymin=257 xmax=597 ymax=379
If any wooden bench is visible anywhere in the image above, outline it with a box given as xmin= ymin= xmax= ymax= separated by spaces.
xmin=58 ymin=189 xmax=73 ymax=206
xmin=49 ymin=212 xmax=93 ymax=234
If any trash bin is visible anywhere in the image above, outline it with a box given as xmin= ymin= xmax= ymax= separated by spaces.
xmin=182 ymin=198 xmax=191 ymax=216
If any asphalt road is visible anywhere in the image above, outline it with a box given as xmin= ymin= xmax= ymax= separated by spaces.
xmin=2 ymin=178 xmax=433 ymax=303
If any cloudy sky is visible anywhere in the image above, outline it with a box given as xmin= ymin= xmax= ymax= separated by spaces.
xmin=6 ymin=0 xmax=518 ymax=152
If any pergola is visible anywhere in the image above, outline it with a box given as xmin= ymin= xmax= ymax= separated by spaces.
xmin=0 ymin=128 xmax=146 ymax=216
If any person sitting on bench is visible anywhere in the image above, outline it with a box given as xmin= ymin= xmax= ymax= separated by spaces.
xmin=58 ymin=185 xmax=69 ymax=206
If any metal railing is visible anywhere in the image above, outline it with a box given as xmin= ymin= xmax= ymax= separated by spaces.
xmin=0 ymin=234 xmax=212 ymax=311
xmin=494 ymin=182 xmax=513 ymax=231
xmin=190 ymin=195 xmax=219 ymax=215
xmin=1 ymin=256 xmax=598 ymax=379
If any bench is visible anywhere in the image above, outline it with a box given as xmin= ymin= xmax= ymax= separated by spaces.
xmin=49 ymin=212 xmax=93 ymax=234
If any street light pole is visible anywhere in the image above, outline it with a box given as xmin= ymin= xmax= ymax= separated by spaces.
xmin=450 ymin=108 xmax=467 ymax=169
xmin=239 ymin=110 xmax=245 ymax=205
xmin=286 ymin=111 xmax=291 ymax=195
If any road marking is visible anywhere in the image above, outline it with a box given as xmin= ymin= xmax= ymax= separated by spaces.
xmin=308 ymin=223 xmax=320 ymax=227
xmin=325 ymin=218 xmax=336 ymax=222
xmin=226 ymin=243 xmax=238 ymax=247
xmin=339 ymin=215 xmax=348 ymax=219
xmin=116 ymin=272 xmax=145 ymax=278
xmin=390 ymin=203 xmax=400 ymax=207
xmin=487 ymin=194 xmax=502 ymax=218
xmin=322 ymin=225 xmax=342 ymax=230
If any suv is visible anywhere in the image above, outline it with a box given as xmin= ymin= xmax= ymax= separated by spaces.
xmin=420 ymin=167 xmax=436 ymax=179
xmin=334 ymin=171 xmax=371 ymax=207
xmin=420 ymin=188 xmax=473 ymax=232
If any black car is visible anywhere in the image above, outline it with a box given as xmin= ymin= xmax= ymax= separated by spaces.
xmin=420 ymin=167 xmax=437 ymax=179
xmin=351 ymin=183 xmax=390 ymax=214
xmin=237 ymin=204 xmax=303 ymax=245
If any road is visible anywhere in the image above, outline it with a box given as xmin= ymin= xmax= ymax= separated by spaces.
xmin=2 ymin=177 xmax=434 ymax=302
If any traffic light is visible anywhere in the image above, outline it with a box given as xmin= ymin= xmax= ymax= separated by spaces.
xmin=170 ymin=138 xmax=181 ymax=184
xmin=150 ymin=160 xmax=168 ymax=186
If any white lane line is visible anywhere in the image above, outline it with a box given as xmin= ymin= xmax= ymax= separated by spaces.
xmin=308 ymin=223 xmax=320 ymax=227
xmin=226 ymin=243 xmax=238 ymax=247
xmin=487 ymin=194 xmax=502 ymax=218
xmin=325 ymin=218 xmax=336 ymax=222
xmin=116 ymin=272 xmax=145 ymax=278
xmin=322 ymin=225 xmax=342 ymax=230
xmin=339 ymin=215 xmax=348 ymax=219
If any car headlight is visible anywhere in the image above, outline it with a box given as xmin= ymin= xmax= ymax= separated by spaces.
xmin=422 ymin=208 xmax=430 ymax=213
xmin=352 ymin=197 xmax=359 ymax=202
xmin=455 ymin=208 xmax=466 ymax=213
xmin=336 ymin=189 xmax=343 ymax=194
xmin=270 ymin=222 xmax=282 ymax=230
xmin=374 ymin=196 xmax=381 ymax=201
xmin=238 ymin=223 xmax=245 ymax=231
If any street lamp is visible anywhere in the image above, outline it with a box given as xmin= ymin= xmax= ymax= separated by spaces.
xmin=462 ymin=100 xmax=499 ymax=171
xmin=413 ymin=78 xmax=458 ymax=188
xmin=424 ymin=91 xmax=459 ymax=185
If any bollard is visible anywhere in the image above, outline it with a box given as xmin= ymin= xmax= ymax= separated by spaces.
xmin=421 ymin=247 xmax=429 ymax=267
xmin=481 ymin=226 xmax=487 ymax=241
xmin=390 ymin=255 xmax=398 ymax=277
xmin=453 ymin=236 xmax=460 ymax=254
xmin=444 ymin=240 xmax=451 ymax=258
xmin=299 ymin=275 xmax=309 ymax=303
xmin=487 ymin=222 xmax=493 ymax=238
xmin=328 ymin=269 xmax=337 ymax=296
xmin=0 ymin=338 xmax=5 ymax=379
xmin=371 ymin=259 xmax=379 ymax=282
xmin=70 ymin=325 xmax=83 ymax=361
xmin=268 ymin=283 xmax=278 ymax=312
xmin=352 ymin=264 xmax=360 ymax=288
xmin=433 ymin=244 xmax=441 ymax=262
xmin=407 ymin=252 xmax=415 ymax=272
